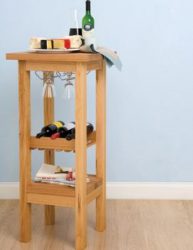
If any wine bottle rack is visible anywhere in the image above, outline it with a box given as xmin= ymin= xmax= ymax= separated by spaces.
xmin=30 ymin=131 xmax=96 ymax=151
xmin=6 ymin=52 xmax=106 ymax=250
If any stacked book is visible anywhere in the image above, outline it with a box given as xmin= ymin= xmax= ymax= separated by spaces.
xmin=34 ymin=163 xmax=76 ymax=187
xmin=34 ymin=163 xmax=90 ymax=187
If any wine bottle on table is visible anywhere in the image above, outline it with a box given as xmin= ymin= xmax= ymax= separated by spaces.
xmin=82 ymin=0 xmax=95 ymax=44
xmin=36 ymin=121 xmax=64 ymax=138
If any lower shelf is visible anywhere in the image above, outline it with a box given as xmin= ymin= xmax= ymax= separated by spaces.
xmin=26 ymin=175 xmax=102 ymax=207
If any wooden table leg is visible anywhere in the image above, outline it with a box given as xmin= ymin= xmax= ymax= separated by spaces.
xmin=75 ymin=63 xmax=87 ymax=250
xmin=43 ymin=72 xmax=55 ymax=225
xmin=19 ymin=61 xmax=32 ymax=242
xmin=96 ymin=59 xmax=106 ymax=232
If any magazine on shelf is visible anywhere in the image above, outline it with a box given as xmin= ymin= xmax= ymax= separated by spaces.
xmin=34 ymin=163 xmax=89 ymax=187
xmin=34 ymin=163 xmax=75 ymax=186
xmin=35 ymin=163 xmax=70 ymax=179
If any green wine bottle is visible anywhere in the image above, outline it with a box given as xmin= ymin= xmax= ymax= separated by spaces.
xmin=82 ymin=0 xmax=95 ymax=38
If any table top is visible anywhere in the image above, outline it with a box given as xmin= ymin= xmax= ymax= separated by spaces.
xmin=6 ymin=51 xmax=103 ymax=63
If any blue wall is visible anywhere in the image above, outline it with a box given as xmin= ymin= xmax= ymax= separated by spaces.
xmin=1 ymin=0 xmax=193 ymax=182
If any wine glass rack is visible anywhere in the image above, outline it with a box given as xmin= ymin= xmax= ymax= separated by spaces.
xmin=6 ymin=51 xmax=106 ymax=250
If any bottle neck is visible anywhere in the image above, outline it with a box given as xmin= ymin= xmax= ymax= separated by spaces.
xmin=86 ymin=0 xmax=91 ymax=14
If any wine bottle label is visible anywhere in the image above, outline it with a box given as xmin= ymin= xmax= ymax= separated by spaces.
xmin=53 ymin=121 xmax=64 ymax=128
xmin=83 ymin=24 xmax=93 ymax=31
xmin=65 ymin=123 xmax=75 ymax=130
xmin=64 ymin=122 xmax=92 ymax=130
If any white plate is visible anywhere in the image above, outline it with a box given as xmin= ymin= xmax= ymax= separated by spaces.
xmin=29 ymin=48 xmax=80 ymax=53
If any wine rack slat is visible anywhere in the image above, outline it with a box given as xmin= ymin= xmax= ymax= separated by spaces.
xmin=30 ymin=131 xmax=96 ymax=151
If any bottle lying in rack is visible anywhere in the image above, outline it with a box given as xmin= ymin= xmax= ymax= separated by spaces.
xmin=36 ymin=121 xmax=64 ymax=138
xmin=51 ymin=126 xmax=68 ymax=139
xmin=51 ymin=122 xmax=94 ymax=140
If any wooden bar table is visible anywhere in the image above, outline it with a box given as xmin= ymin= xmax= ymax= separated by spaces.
xmin=6 ymin=52 xmax=106 ymax=250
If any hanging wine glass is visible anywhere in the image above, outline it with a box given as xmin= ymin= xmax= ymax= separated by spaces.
xmin=42 ymin=72 xmax=56 ymax=98
xmin=63 ymin=72 xmax=75 ymax=100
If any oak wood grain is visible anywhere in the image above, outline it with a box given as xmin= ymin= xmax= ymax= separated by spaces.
xmin=6 ymin=52 xmax=102 ymax=62
xmin=75 ymin=63 xmax=87 ymax=250
xmin=30 ymin=132 xmax=96 ymax=151
xmin=43 ymin=72 xmax=55 ymax=225
xmin=18 ymin=61 xmax=31 ymax=242
xmin=7 ymin=52 xmax=106 ymax=249
xmin=96 ymin=59 xmax=106 ymax=232
xmin=27 ymin=175 xmax=102 ymax=198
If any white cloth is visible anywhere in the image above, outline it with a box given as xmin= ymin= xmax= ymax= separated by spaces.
xmin=80 ymin=38 xmax=122 ymax=71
